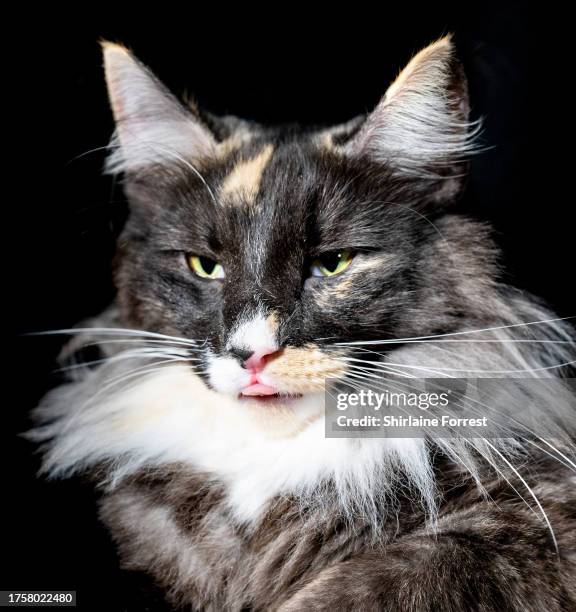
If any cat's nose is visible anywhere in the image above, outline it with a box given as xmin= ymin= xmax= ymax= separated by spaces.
xmin=229 ymin=346 xmax=278 ymax=371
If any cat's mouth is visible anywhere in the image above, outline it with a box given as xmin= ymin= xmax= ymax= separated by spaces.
xmin=241 ymin=383 xmax=278 ymax=397
xmin=238 ymin=384 xmax=303 ymax=404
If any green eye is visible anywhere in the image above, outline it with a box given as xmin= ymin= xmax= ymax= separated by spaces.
xmin=187 ymin=255 xmax=225 ymax=279
xmin=311 ymin=250 xmax=354 ymax=277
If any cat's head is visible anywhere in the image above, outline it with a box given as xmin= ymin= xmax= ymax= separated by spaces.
xmin=103 ymin=37 xmax=490 ymax=409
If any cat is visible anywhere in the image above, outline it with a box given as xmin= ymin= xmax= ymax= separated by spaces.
xmin=30 ymin=36 xmax=576 ymax=610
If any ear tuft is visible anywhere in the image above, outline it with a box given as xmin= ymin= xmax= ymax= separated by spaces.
xmin=102 ymin=42 xmax=216 ymax=175
xmin=341 ymin=35 xmax=481 ymax=192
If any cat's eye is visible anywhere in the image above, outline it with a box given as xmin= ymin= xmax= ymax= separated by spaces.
xmin=186 ymin=255 xmax=225 ymax=279
xmin=310 ymin=250 xmax=354 ymax=277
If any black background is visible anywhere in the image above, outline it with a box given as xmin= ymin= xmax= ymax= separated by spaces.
xmin=4 ymin=6 xmax=574 ymax=610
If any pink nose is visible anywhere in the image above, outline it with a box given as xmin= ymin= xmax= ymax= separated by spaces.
xmin=244 ymin=347 xmax=277 ymax=372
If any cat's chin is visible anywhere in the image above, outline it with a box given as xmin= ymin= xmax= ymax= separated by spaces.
xmin=232 ymin=391 xmax=323 ymax=438
xmin=221 ymin=388 xmax=325 ymax=436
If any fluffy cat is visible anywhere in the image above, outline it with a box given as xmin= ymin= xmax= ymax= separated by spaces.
xmin=31 ymin=36 xmax=576 ymax=610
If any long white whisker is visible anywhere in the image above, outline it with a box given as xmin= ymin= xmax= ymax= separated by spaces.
xmin=522 ymin=439 xmax=576 ymax=473
xmin=152 ymin=144 xmax=220 ymax=208
xmin=77 ymin=338 xmax=205 ymax=351
xmin=483 ymin=440 xmax=559 ymax=553
xmin=59 ymin=349 xmax=199 ymax=372
xmin=331 ymin=339 xmax=575 ymax=345
xmin=345 ymin=362 xmax=419 ymax=380
xmin=97 ymin=362 xmax=190 ymax=403
xmin=337 ymin=356 xmax=576 ymax=375
xmin=332 ymin=316 xmax=575 ymax=346
xmin=340 ymin=357 xmax=455 ymax=377
xmin=30 ymin=327 xmax=200 ymax=347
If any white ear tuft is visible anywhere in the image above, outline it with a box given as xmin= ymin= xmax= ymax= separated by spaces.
xmin=342 ymin=36 xmax=481 ymax=180
xmin=102 ymin=42 xmax=216 ymax=174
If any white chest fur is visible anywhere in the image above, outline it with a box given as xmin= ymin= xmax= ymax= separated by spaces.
xmin=38 ymin=365 xmax=428 ymax=524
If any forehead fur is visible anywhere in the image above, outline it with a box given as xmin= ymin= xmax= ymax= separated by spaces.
xmin=219 ymin=144 xmax=274 ymax=206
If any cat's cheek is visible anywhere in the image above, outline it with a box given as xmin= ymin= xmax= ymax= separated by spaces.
xmin=206 ymin=354 xmax=250 ymax=395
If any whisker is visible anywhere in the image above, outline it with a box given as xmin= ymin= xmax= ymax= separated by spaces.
xmin=151 ymin=144 xmax=221 ymax=208
xmin=483 ymin=440 xmax=559 ymax=553
xmin=66 ymin=144 xmax=115 ymax=166
xmin=58 ymin=348 xmax=198 ymax=372
xmin=336 ymin=355 xmax=576 ymax=375
xmin=330 ymin=339 xmax=575 ymax=346
xmin=76 ymin=359 xmax=191 ymax=414
xmin=344 ymin=364 xmax=418 ymax=381
xmin=339 ymin=357 xmax=455 ymax=377
xmin=78 ymin=338 xmax=205 ymax=350
xmin=522 ymin=439 xmax=576 ymax=473
xmin=332 ymin=316 xmax=576 ymax=346
xmin=110 ymin=136 xmax=222 ymax=209
xmin=29 ymin=327 xmax=200 ymax=347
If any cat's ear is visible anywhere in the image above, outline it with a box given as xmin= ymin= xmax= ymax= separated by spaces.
xmin=102 ymin=42 xmax=217 ymax=174
xmin=335 ymin=36 xmax=479 ymax=200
